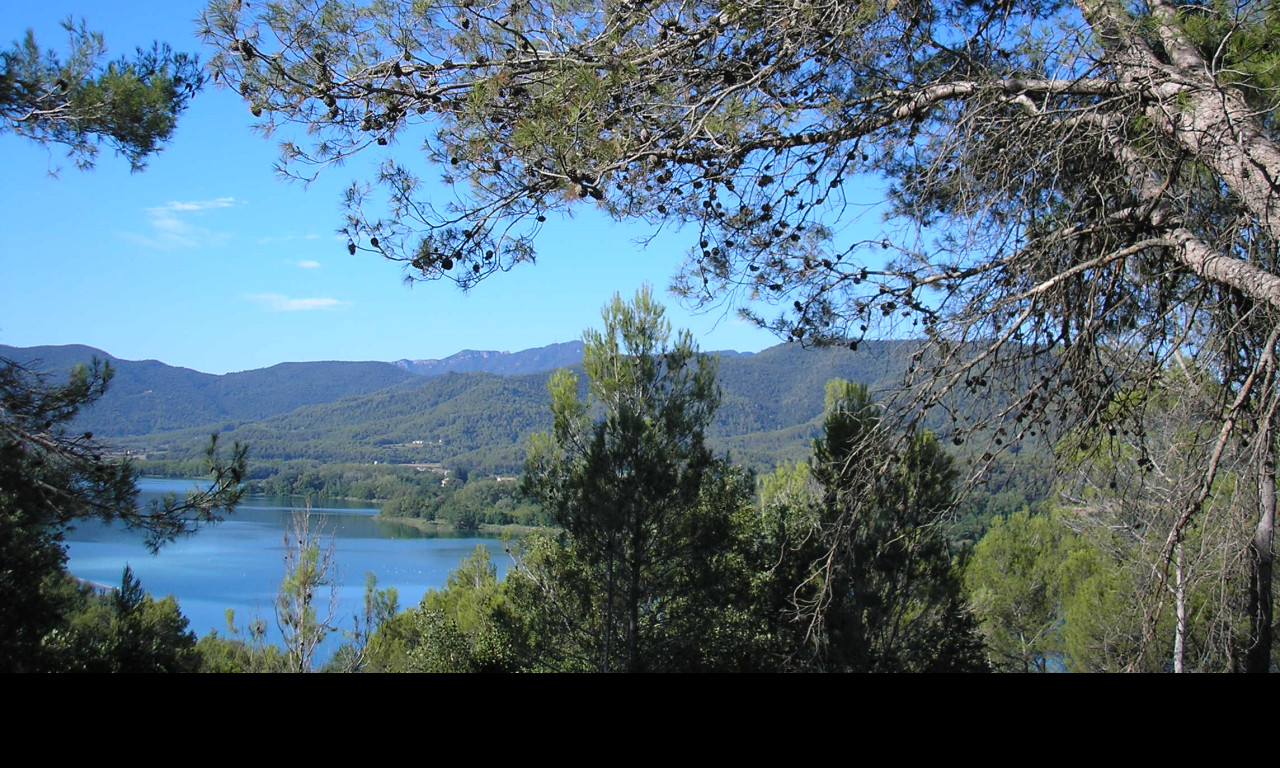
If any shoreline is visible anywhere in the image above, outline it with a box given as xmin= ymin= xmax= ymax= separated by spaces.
xmin=374 ymin=515 xmax=551 ymax=538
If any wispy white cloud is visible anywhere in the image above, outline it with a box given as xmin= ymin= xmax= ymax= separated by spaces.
xmin=257 ymin=233 xmax=324 ymax=245
xmin=295 ymin=260 xmax=321 ymax=269
xmin=245 ymin=293 xmax=351 ymax=312
xmin=119 ymin=197 xmax=237 ymax=250
xmin=146 ymin=197 xmax=236 ymax=215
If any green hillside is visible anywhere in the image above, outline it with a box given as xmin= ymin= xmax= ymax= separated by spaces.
xmin=0 ymin=344 xmax=420 ymax=437
xmin=77 ymin=340 xmax=922 ymax=475
xmin=6 ymin=341 xmax=1053 ymax=512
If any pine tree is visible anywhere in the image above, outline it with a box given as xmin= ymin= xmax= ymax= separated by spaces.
xmin=518 ymin=287 xmax=758 ymax=672
xmin=0 ymin=359 xmax=244 ymax=671
xmin=1 ymin=17 xmax=203 ymax=171
xmin=765 ymin=379 xmax=987 ymax=672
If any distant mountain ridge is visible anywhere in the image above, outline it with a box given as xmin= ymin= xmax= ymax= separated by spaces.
xmin=394 ymin=340 xmax=758 ymax=378
xmin=393 ymin=341 xmax=587 ymax=377
xmin=1 ymin=340 xmax=1053 ymax=538
xmin=2 ymin=339 xmax=917 ymax=473
xmin=0 ymin=343 xmax=421 ymax=438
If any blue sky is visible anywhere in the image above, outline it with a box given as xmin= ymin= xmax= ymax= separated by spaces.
xmin=1 ymin=2 xmax=886 ymax=375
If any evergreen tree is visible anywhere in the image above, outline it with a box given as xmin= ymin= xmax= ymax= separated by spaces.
xmin=964 ymin=509 xmax=1102 ymax=672
xmin=764 ymin=379 xmax=986 ymax=672
xmin=0 ymin=359 xmax=244 ymax=671
xmin=37 ymin=566 xmax=201 ymax=673
xmin=275 ymin=507 xmax=338 ymax=673
xmin=519 ymin=287 xmax=759 ymax=672
xmin=366 ymin=546 xmax=527 ymax=673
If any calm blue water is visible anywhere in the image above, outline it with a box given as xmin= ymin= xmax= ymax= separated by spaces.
xmin=63 ymin=477 xmax=511 ymax=662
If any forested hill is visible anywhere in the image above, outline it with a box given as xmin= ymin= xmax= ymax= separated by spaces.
xmin=0 ymin=344 xmax=420 ymax=437
xmin=3 ymin=340 xmax=973 ymax=474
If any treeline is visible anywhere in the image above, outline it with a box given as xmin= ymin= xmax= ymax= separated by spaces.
xmin=140 ymin=458 xmax=552 ymax=530
xmin=343 ymin=293 xmax=993 ymax=673
xmin=341 ymin=294 xmax=1270 ymax=674
xmin=139 ymin=449 xmax=1051 ymax=545
xmin=242 ymin=461 xmax=438 ymax=500
xmin=102 ymin=360 xmax=1271 ymax=673
xmin=379 ymin=479 xmax=551 ymax=529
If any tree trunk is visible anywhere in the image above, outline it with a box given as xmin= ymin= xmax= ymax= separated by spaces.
xmin=1078 ymin=0 xmax=1280 ymax=246
xmin=1248 ymin=416 xmax=1276 ymax=672
xmin=1173 ymin=541 xmax=1186 ymax=673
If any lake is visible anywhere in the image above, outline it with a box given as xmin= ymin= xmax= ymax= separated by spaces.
xmin=63 ymin=477 xmax=511 ymax=664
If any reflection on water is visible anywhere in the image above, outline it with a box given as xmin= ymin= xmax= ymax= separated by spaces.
xmin=64 ymin=477 xmax=512 ymax=662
